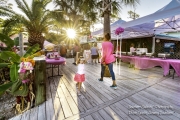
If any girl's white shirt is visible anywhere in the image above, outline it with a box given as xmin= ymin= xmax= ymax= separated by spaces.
xmin=77 ymin=64 xmax=85 ymax=74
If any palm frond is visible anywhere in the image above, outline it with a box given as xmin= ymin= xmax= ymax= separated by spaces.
xmin=2 ymin=17 xmax=23 ymax=35
xmin=0 ymin=33 xmax=14 ymax=49
xmin=111 ymin=1 xmax=121 ymax=15
xmin=0 ymin=6 xmax=18 ymax=17
xmin=15 ymin=0 xmax=33 ymax=21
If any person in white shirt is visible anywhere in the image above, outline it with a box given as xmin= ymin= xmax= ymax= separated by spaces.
xmin=74 ymin=57 xmax=86 ymax=96
xmin=130 ymin=43 xmax=136 ymax=53
xmin=90 ymin=43 xmax=99 ymax=64
xmin=129 ymin=43 xmax=136 ymax=68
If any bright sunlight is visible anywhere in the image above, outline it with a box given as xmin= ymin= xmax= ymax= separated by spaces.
xmin=66 ymin=29 xmax=76 ymax=39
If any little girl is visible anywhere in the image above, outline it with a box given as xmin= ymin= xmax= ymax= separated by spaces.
xmin=74 ymin=57 xmax=86 ymax=96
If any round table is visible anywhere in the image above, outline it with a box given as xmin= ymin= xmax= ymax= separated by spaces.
xmin=46 ymin=57 xmax=66 ymax=78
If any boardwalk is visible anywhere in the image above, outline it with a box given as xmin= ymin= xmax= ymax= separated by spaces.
xmin=10 ymin=58 xmax=180 ymax=120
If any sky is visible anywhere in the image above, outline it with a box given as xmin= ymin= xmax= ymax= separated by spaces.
xmin=10 ymin=0 xmax=172 ymax=20
xmin=120 ymin=0 xmax=172 ymax=21
xmin=9 ymin=0 xmax=172 ymax=28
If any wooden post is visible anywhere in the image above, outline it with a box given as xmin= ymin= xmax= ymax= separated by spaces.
xmin=19 ymin=32 xmax=24 ymax=57
xmin=33 ymin=60 xmax=46 ymax=106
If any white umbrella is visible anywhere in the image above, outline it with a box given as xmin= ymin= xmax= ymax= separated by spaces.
xmin=43 ymin=40 xmax=55 ymax=51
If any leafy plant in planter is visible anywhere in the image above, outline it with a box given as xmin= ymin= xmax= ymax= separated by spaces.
xmin=0 ymin=33 xmax=42 ymax=114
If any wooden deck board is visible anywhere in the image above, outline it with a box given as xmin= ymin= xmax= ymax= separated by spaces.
xmin=65 ymin=62 xmax=121 ymax=97
xmin=9 ymin=58 xmax=180 ymax=120
xmin=50 ymin=77 xmax=65 ymax=120
xmin=146 ymin=87 xmax=180 ymax=105
xmin=128 ymin=94 xmax=172 ymax=120
xmin=20 ymin=109 xmax=30 ymax=120
xmin=61 ymin=76 xmax=87 ymax=112
xmin=120 ymin=99 xmax=143 ymax=120
xmin=63 ymin=63 xmax=118 ymax=104
xmin=110 ymin=101 xmax=133 ymax=120
xmin=37 ymin=103 xmax=46 ymax=120
xmin=29 ymin=106 xmax=38 ymax=120
xmin=84 ymin=115 xmax=94 ymax=120
xmin=134 ymin=93 xmax=180 ymax=120
xmin=45 ymin=73 xmax=56 ymax=120
xmin=59 ymin=78 xmax=80 ymax=115
xmin=98 ymin=109 xmax=114 ymax=120
xmin=91 ymin=112 xmax=105 ymax=120
xmin=54 ymin=78 xmax=73 ymax=118
xmin=125 ymin=98 xmax=163 ymax=120
xmin=9 ymin=114 xmax=22 ymax=120
xmin=61 ymin=67 xmax=98 ymax=109
xmin=138 ymin=90 xmax=180 ymax=119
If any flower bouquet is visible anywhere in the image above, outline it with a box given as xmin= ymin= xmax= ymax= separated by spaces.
xmin=115 ymin=27 xmax=124 ymax=35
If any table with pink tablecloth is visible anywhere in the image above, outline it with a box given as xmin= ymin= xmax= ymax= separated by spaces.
xmin=133 ymin=57 xmax=170 ymax=76
xmin=120 ymin=56 xmax=136 ymax=65
xmin=115 ymin=55 xmax=180 ymax=77
xmin=167 ymin=59 xmax=180 ymax=77
xmin=46 ymin=57 xmax=66 ymax=77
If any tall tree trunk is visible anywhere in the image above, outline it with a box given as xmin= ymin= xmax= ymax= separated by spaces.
xmin=103 ymin=0 xmax=111 ymax=35
xmin=104 ymin=11 xmax=111 ymax=35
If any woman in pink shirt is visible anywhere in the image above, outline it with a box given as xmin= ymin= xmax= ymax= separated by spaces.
xmin=98 ymin=33 xmax=117 ymax=89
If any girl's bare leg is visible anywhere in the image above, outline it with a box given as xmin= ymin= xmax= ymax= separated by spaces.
xmin=77 ymin=82 xmax=82 ymax=95
xmin=82 ymin=82 xmax=86 ymax=92
xmin=78 ymin=82 xmax=82 ymax=91
xmin=76 ymin=82 xmax=79 ymax=88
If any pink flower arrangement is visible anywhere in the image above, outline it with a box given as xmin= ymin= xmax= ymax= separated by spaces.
xmin=115 ymin=27 xmax=124 ymax=35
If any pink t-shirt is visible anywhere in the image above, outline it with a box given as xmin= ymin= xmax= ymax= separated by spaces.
xmin=101 ymin=41 xmax=115 ymax=64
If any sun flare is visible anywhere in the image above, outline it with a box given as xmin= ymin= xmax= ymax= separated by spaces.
xmin=66 ymin=29 xmax=76 ymax=39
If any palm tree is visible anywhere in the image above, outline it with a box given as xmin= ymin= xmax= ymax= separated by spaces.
xmin=102 ymin=0 xmax=139 ymax=34
xmin=53 ymin=0 xmax=98 ymax=37
xmin=0 ymin=0 xmax=60 ymax=49
xmin=53 ymin=0 xmax=139 ymax=37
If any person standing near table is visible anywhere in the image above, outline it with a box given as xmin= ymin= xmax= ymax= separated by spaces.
xmin=72 ymin=43 xmax=80 ymax=65
xmin=130 ymin=43 xmax=136 ymax=53
xmin=129 ymin=43 xmax=136 ymax=68
xmin=60 ymin=44 xmax=67 ymax=57
xmin=98 ymin=33 xmax=117 ymax=89
xmin=90 ymin=43 xmax=99 ymax=64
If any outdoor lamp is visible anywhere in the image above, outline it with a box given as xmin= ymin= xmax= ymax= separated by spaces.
xmin=156 ymin=39 xmax=160 ymax=43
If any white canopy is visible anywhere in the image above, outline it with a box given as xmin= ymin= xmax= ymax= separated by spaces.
xmin=121 ymin=0 xmax=180 ymax=28
xmin=91 ymin=19 xmax=126 ymax=37
xmin=43 ymin=40 xmax=55 ymax=51
xmin=91 ymin=0 xmax=180 ymax=40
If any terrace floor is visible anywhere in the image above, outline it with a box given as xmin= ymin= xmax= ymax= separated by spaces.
xmin=10 ymin=58 xmax=180 ymax=120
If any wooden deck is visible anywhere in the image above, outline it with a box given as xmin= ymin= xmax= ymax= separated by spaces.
xmin=10 ymin=58 xmax=180 ymax=120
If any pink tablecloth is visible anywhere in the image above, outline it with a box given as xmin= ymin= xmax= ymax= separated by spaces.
xmin=46 ymin=57 xmax=66 ymax=77
xmin=134 ymin=57 xmax=170 ymax=76
xmin=167 ymin=59 xmax=180 ymax=76
xmin=46 ymin=57 xmax=66 ymax=65
xmin=120 ymin=56 xmax=136 ymax=65
xmin=115 ymin=55 xmax=180 ymax=76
